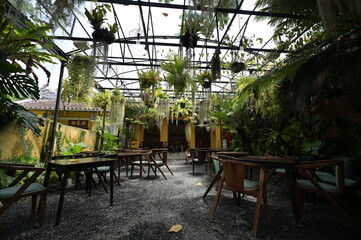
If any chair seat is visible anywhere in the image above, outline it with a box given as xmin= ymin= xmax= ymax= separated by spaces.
xmin=319 ymin=176 xmax=358 ymax=187
xmin=315 ymin=171 xmax=333 ymax=177
xmin=96 ymin=166 xmax=110 ymax=172
xmin=225 ymin=179 xmax=259 ymax=190
xmin=131 ymin=161 xmax=148 ymax=165
xmin=296 ymin=179 xmax=339 ymax=192
xmin=275 ymin=168 xmax=285 ymax=174
xmin=0 ymin=183 xmax=46 ymax=199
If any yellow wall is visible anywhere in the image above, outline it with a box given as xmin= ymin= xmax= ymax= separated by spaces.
xmin=0 ymin=120 xmax=97 ymax=161
xmin=133 ymin=124 xmax=144 ymax=148
xmin=189 ymin=123 xmax=196 ymax=148
xmin=0 ymin=121 xmax=49 ymax=160
xmin=160 ymin=118 xmax=168 ymax=144
xmin=32 ymin=110 xmax=99 ymax=131
xmin=54 ymin=123 xmax=97 ymax=155
xmin=210 ymin=125 xmax=222 ymax=148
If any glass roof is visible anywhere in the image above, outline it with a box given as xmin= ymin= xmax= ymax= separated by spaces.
xmin=8 ymin=0 xmax=292 ymax=101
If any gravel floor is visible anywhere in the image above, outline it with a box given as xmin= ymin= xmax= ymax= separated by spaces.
xmin=0 ymin=153 xmax=360 ymax=240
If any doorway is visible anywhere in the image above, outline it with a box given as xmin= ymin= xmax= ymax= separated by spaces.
xmin=195 ymin=127 xmax=210 ymax=148
xmin=168 ymin=121 xmax=187 ymax=152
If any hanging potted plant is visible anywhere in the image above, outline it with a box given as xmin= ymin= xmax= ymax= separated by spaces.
xmin=155 ymin=88 xmax=170 ymax=130
xmin=211 ymin=50 xmax=221 ymax=81
xmin=171 ymin=97 xmax=192 ymax=124
xmin=85 ymin=4 xmax=118 ymax=73
xmin=138 ymin=69 xmax=161 ymax=90
xmin=180 ymin=13 xmax=203 ymax=49
xmin=197 ymin=71 xmax=212 ymax=88
xmin=109 ymin=88 xmax=125 ymax=136
xmin=230 ymin=61 xmax=246 ymax=73
xmin=85 ymin=4 xmax=118 ymax=44
xmin=161 ymin=54 xmax=195 ymax=97
xmin=61 ymin=54 xmax=95 ymax=104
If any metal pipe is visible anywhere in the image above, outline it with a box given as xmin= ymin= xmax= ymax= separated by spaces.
xmin=48 ymin=61 xmax=66 ymax=160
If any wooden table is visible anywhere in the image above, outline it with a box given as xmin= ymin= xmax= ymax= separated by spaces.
xmin=43 ymin=157 xmax=118 ymax=226
xmin=204 ymin=154 xmax=298 ymax=217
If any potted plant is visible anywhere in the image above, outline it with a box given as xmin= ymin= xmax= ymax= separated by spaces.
xmin=85 ymin=4 xmax=118 ymax=44
xmin=197 ymin=71 xmax=212 ymax=88
xmin=161 ymin=54 xmax=195 ymax=97
xmin=138 ymin=69 xmax=161 ymax=90
xmin=180 ymin=13 xmax=203 ymax=49
xmin=171 ymin=97 xmax=192 ymax=123
xmin=230 ymin=61 xmax=246 ymax=73
xmin=211 ymin=50 xmax=221 ymax=81
xmin=62 ymin=54 xmax=95 ymax=104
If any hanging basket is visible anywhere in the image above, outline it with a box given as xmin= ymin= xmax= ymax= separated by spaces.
xmin=180 ymin=31 xmax=199 ymax=49
xmin=230 ymin=61 xmax=246 ymax=73
xmin=92 ymin=28 xmax=115 ymax=44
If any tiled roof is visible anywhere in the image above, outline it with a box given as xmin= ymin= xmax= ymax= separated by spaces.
xmin=20 ymin=99 xmax=100 ymax=112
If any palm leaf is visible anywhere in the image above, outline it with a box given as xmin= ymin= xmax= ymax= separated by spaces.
xmin=0 ymin=61 xmax=39 ymax=100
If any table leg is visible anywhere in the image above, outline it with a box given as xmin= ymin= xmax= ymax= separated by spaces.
xmin=55 ymin=170 xmax=69 ymax=226
xmin=43 ymin=165 xmax=52 ymax=187
xmin=110 ymin=163 xmax=114 ymax=206
xmin=285 ymin=167 xmax=296 ymax=218
xmin=203 ymin=166 xmax=223 ymax=198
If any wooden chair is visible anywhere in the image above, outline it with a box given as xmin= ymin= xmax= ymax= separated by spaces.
xmin=0 ymin=162 xmax=47 ymax=226
xmin=192 ymin=148 xmax=210 ymax=174
xmin=130 ymin=151 xmax=164 ymax=179
xmin=295 ymin=159 xmax=361 ymax=227
xmin=148 ymin=150 xmax=173 ymax=178
xmin=210 ymin=156 xmax=268 ymax=236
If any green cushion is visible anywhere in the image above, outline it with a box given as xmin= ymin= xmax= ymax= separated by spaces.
xmin=243 ymin=179 xmax=259 ymax=189
xmin=275 ymin=168 xmax=285 ymax=174
xmin=132 ymin=161 xmax=146 ymax=165
xmin=152 ymin=160 xmax=164 ymax=165
xmin=0 ymin=183 xmax=46 ymax=199
xmin=97 ymin=166 xmax=110 ymax=172
xmin=315 ymin=171 xmax=333 ymax=177
xmin=319 ymin=176 xmax=358 ymax=187
xmin=296 ymin=180 xmax=339 ymax=192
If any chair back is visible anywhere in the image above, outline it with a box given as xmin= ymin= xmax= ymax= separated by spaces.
xmin=212 ymin=155 xmax=267 ymax=191
xmin=297 ymin=159 xmax=345 ymax=192
xmin=195 ymin=149 xmax=208 ymax=162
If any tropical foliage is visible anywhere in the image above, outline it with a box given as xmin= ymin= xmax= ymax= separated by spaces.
xmin=0 ymin=1 xmax=60 ymax=136
xmin=161 ymin=54 xmax=195 ymax=97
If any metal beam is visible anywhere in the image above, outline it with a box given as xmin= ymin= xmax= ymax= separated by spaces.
xmin=97 ymin=0 xmax=303 ymax=19
xmin=53 ymin=36 xmax=289 ymax=53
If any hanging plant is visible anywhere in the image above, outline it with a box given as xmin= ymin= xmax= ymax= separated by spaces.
xmin=85 ymin=4 xmax=118 ymax=73
xmin=180 ymin=13 xmax=202 ymax=49
xmin=161 ymin=54 xmax=195 ymax=97
xmin=197 ymin=71 xmax=212 ymax=88
xmin=138 ymin=69 xmax=161 ymax=90
xmin=211 ymin=50 xmax=221 ymax=81
xmin=85 ymin=4 xmax=118 ymax=44
xmin=171 ymin=97 xmax=192 ymax=124
xmin=155 ymin=87 xmax=170 ymax=129
xmin=109 ymin=88 xmax=125 ymax=135
xmin=61 ymin=54 xmax=95 ymax=104
xmin=92 ymin=90 xmax=111 ymax=146
xmin=198 ymin=98 xmax=210 ymax=127
xmin=230 ymin=61 xmax=246 ymax=73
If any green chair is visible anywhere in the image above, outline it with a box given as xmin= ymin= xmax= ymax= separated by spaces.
xmin=295 ymin=160 xmax=361 ymax=228
xmin=0 ymin=162 xmax=47 ymax=226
